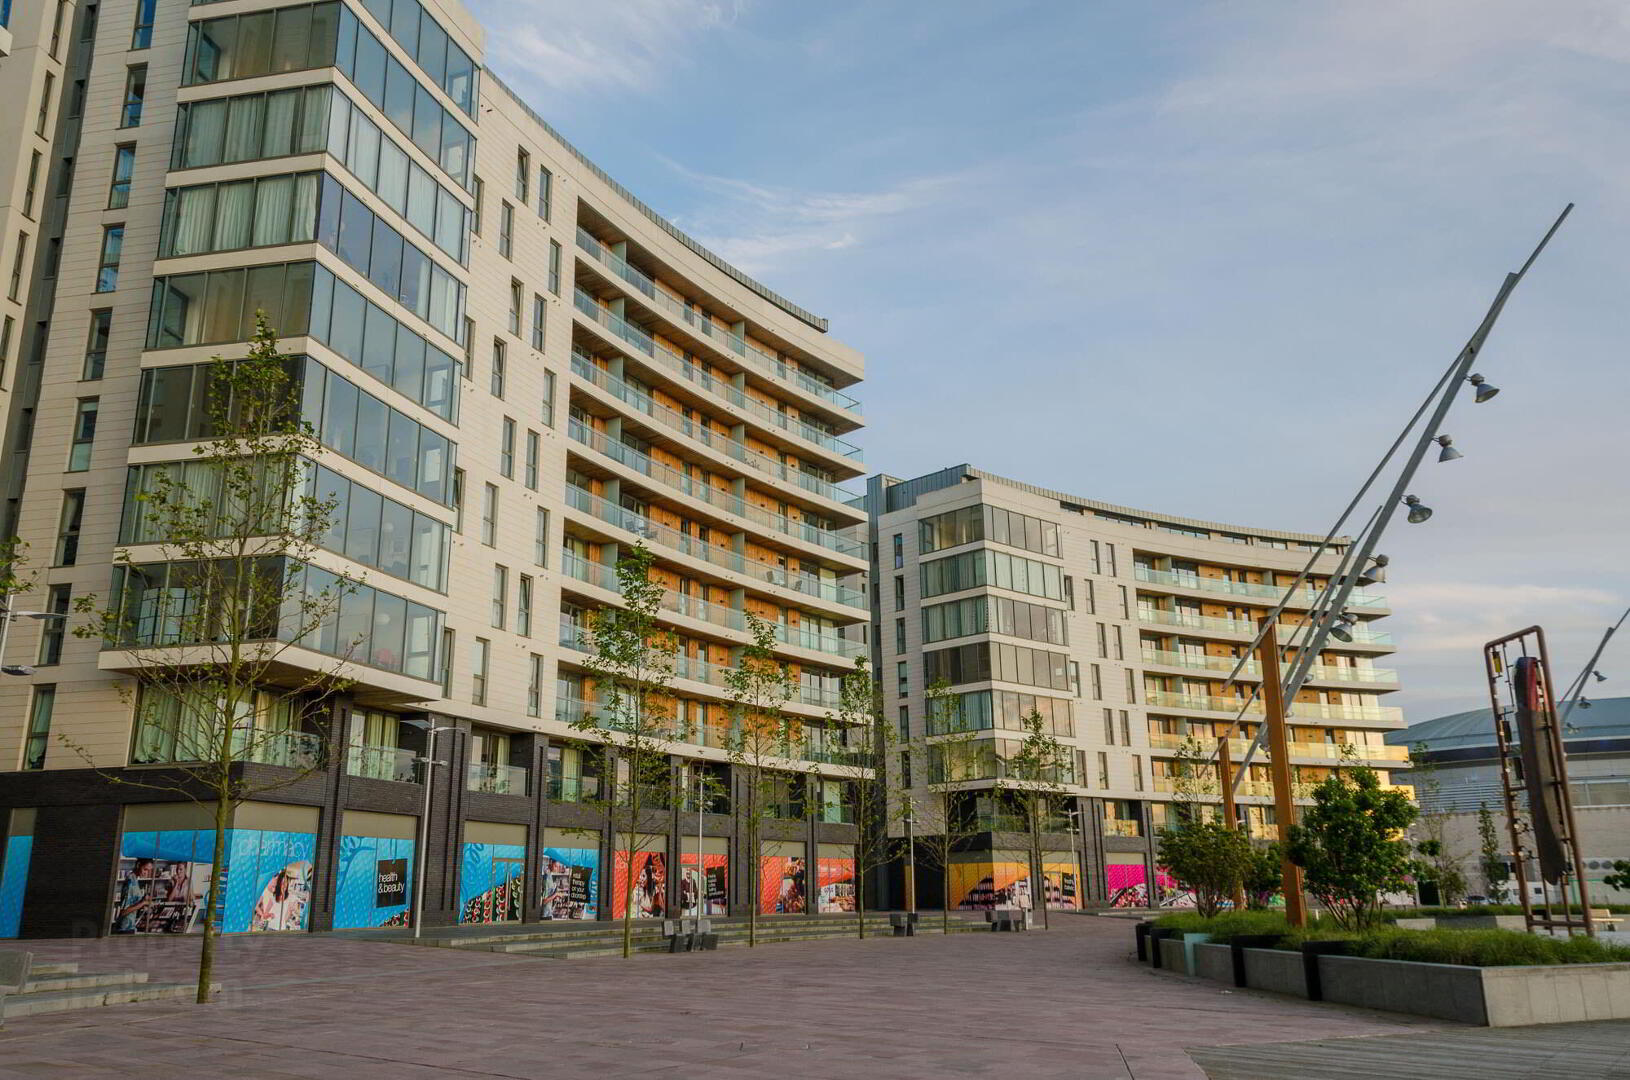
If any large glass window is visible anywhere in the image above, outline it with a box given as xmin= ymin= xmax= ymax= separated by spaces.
xmin=96 ymin=226 xmax=124 ymax=292
xmin=172 ymin=84 xmax=330 ymax=170
xmin=147 ymin=262 xmax=314 ymax=350
xmin=353 ymin=0 xmax=476 ymax=115
xmin=107 ymin=145 xmax=136 ymax=209
xmin=182 ymin=1 xmax=341 ymax=85
xmin=920 ymin=504 xmax=1060 ymax=557
xmin=67 ymin=398 xmax=98 ymax=471
xmin=84 ymin=309 xmax=112 ymax=379
xmin=120 ymin=66 xmax=145 ymax=127
xmin=131 ymin=0 xmax=156 ymax=48
xmin=926 ymin=690 xmax=1073 ymax=736
xmin=306 ymin=264 xmax=459 ymax=420
xmin=159 ymin=171 xmax=320 ymax=258
xmin=922 ymin=641 xmax=1072 ymax=692
xmin=920 ymin=549 xmax=1064 ymax=601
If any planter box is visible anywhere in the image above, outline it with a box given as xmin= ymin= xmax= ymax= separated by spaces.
xmin=1158 ymin=937 xmax=1188 ymax=974
xmin=1479 ymin=962 xmax=1630 ymax=1026
xmin=1433 ymin=915 xmax=1530 ymax=932
xmin=1193 ymin=942 xmax=1234 ymax=982
xmin=1242 ymin=947 xmax=1309 ymax=996
xmin=1318 ymin=954 xmax=1488 ymax=1023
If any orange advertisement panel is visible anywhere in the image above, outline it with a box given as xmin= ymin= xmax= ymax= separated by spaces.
xmin=1042 ymin=862 xmax=1080 ymax=911
xmin=815 ymin=857 xmax=855 ymax=914
xmin=951 ymin=861 xmax=1033 ymax=910
xmin=612 ymin=850 xmax=668 ymax=919
xmin=678 ymin=853 xmax=728 ymax=916
xmin=759 ymin=855 xmax=806 ymax=914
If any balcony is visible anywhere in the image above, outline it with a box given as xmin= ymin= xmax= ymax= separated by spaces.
xmin=1145 ymin=731 xmax=1411 ymax=762
xmin=1139 ymin=648 xmax=1399 ymax=684
xmin=547 ymin=774 xmax=602 ymax=803
xmin=567 ymin=416 xmax=864 ymax=559
xmin=565 ymin=484 xmax=868 ymax=612
xmin=572 ymin=242 xmax=862 ymax=417
xmin=560 ymin=633 xmax=845 ymax=711
xmin=1103 ymin=818 xmax=1143 ymax=838
xmin=347 ymin=742 xmax=420 ymax=783
xmin=817 ymin=802 xmax=856 ymax=824
xmin=467 ymin=761 xmax=529 ymax=795
xmin=1133 ymin=566 xmax=1387 ymax=609
xmin=1142 ymin=689 xmax=1403 ymax=724
xmin=133 ymin=729 xmax=326 ymax=770
xmin=1135 ymin=607 xmax=1394 ymax=646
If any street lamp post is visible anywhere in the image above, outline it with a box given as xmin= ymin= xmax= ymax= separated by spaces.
xmin=403 ymin=720 xmax=460 ymax=939
xmin=903 ymin=808 xmax=917 ymax=915
xmin=1066 ymin=806 xmax=1082 ymax=912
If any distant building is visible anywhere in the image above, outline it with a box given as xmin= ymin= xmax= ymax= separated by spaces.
xmin=1389 ymin=699 xmax=1630 ymax=903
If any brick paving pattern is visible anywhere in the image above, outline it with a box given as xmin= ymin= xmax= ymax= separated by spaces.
xmin=1 ymin=915 xmax=1453 ymax=1079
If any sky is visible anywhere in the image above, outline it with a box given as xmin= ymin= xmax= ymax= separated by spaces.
xmin=468 ymin=0 xmax=1630 ymax=722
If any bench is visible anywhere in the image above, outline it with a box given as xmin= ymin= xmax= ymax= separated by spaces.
xmin=1589 ymin=909 xmax=1622 ymax=931
xmin=662 ymin=919 xmax=718 ymax=952
xmin=986 ymin=909 xmax=1031 ymax=932
xmin=889 ymin=912 xmax=919 ymax=937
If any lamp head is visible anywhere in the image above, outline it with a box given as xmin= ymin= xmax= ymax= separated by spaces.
xmin=1468 ymin=373 xmax=1499 ymax=403
xmin=1435 ymin=435 xmax=1463 ymax=462
xmin=1404 ymin=495 xmax=1433 ymax=524
xmin=1356 ymin=554 xmax=1389 ymax=587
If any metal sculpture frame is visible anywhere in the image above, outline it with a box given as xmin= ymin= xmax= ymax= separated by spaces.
xmin=1482 ymin=627 xmax=1595 ymax=937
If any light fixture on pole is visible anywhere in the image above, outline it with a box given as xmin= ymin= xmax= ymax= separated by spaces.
xmin=1329 ymin=611 xmax=1357 ymax=643
xmin=1435 ymin=435 xmax=1462 ymax=462
xmin=1404 ymin=495 xmax=1433 ymax=524
xmin=1579 ymin=696 xmax=1593 ymax=710
xmin=0 ymin=605 xmax=71 ymax=677
xmin=400 ymin=717 xmax=460 ymax=939
xmin=1356 ymin=554 xmax=1389 ymax=587
xmin=1468 ymin=373 xmax=1500 ymax=403
xmin=1593 ymin=671 xmax=1607 ymax=683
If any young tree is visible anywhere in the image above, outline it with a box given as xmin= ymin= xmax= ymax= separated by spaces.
xmin=1000 ymin=710 xmax=1071 ymax=929
xmin=724 ymin=613 xmax=797 ymax=946
xmin=570 ymin=541 xmax=679 ymax=959
xmin=1156 ymin=820 xmax=1254 ymax=918
xmin=1243 ymin=843 xmax=1284 ymax=909
xmin=819 ymin=657 xmax=904 ymax=938
xmin=73 ymin=317 xmax=353 ymax=1003
xmin=908 ymin=679 xmax=987 ymax=934
xmin=1408 ymin=742 xmax=1467 ymax=905
xmin=1286 ymin=766 xmax=1418 ymax=929
xmin=1604 ymin=860 xmax=1630 ymax=893
xmin=1476 ymin=802 xmax=1510 ymax=903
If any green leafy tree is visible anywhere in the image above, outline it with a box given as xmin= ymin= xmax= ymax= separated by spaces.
xmin=1604 ymin=861 xmax=1630 ymax=893
xmin=1000 ymin=710 xmax=1071 ymax=928
xmin=1286 ymin=766 xmax=1418 ymax=929
xmin=571 ymin=541 xmax=679 ymax=959
xmin=1477 ymin=802 xmax=1511 ymax=903
xmin=72 ymin=317 xmax=352 ymax=1003
xmin=908 ymin=679 xmax=987 ymax=933
xmin=1156 ymin=821 xmax=1255 ymax=918
xmin=723 ymin=613 xmax=797 ymax=946
xmin=1243 ymin=842 xmax=1283 ymax=909
xmin=1408 ymin=742 xmax=1467 ymax=905
xmin=820 ymin=657 xmax=904 ymax=937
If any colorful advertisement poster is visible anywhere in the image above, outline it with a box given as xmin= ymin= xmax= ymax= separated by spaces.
xmin=759 ymin=856 xmax=807 ymax=914
xmin=111 ymin=828 xmax=315 ymax=934
xmin=1042 ymin=862 xmax=1080 ymax=910
xmin=952 ymin=861 xmax=1033 ymax=910
xmin=333 ymin=835 xmax=414 ymax=929
xmin=540 ymin=847 xmax=598 ymax=920
xmin=0 ymin=834 xmax=32 ymax=938
xmin=612 ymin=850 xmax=668 ymax=919
xmin=461 ymin=842 xmax=526 ymax=924
xmin=816 ymin=857 xmax=856 ymax=914
xmin=1106 ymin=863 xmax=1178 ymax=908
xmin=679 ymin=853 xmax=728 ymax=916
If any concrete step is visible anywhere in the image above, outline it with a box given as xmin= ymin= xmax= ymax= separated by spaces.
xmin=21 ymin=971 xmax=151 ymax=994
xmin=25 ymin=962 xmax=79 ymax=977
xmin=1 ymin=981 xmax=211 ymax=1019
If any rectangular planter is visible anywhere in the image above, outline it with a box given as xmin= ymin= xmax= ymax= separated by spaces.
xmin=1193 ymin=942 xmax=1234 ymax=982
xmin=1479 ymin=962 xmax=1630 ymax=1026
xmin=1242 ymin=947 xmax=1309 ymax=996
xmin=1433 ymin=915 xmax=1530 ymax=932
xmin=1158 ymin=937 xmax=1188 ymax=974
xmin=1318 ymin=955 xmax=1489 ymax=1023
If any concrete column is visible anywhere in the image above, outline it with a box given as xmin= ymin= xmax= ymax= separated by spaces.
xmin=308 ymin=693 xmax=355 ymax=931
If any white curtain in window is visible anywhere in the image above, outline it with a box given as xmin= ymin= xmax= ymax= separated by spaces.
xmin=169 ymin=186 xmax=218 ymax=256
xmin=251 ymin=175 xmax=293 ymax=247
xmin=376 ymin=136 xmax=409 ymax=213
xmin=261 ymin=88 xmax=299 ymax=158
xmin=291 ymin=173 xmax=319 ymax=242
xmin=223 ymin=94 xmax=266 ymax=163
xmin=297 ymin=86 xmax=330 ymax=154
xmin=213 ymin=180 xmax=255 ymax=250
xmin=181 ymin=100 xmax=228 ymax=168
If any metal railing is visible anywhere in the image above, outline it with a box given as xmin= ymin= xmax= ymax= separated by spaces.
xmin=1102 ymin=818 xmax=1142 ymax=838
xmin=346 ymin=742 xmax=420 ymax=783
xmin=547 ymin=774 xmax=602 ymax=803
xmin=1144 ymin=731 xmax=1410 ymax=761
xmin=1133 ymin=566 xmax=1387 ymax=608
xmin=467 ymin=761 xmax=529 ymax=795
xmin=1139 ymin=648 xmax=1399 ymax=683
xmin=1136 ymin=606 xmax=1394 ymax=644
xmin=573 ymin=239 xmax=862 ymax=415
xmin=1142 ymin=689 xmax=1402 ymax=723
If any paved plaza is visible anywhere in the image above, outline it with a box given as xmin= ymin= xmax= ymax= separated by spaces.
xmin=1 ymin=915 xmax=1625 ymax=1079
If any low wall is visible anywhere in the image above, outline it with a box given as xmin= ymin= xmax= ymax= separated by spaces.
xmin=1319 ymin=955 xmax=1487 ymax=1024
xmin=1242 ymin=948 xmax=1307 ymax=996
xmin=1157 ymin=937 xmax=1187 ymax=974
xmin=1480 ymin=962 xmax=1630 ymax=1026
xmin=1194 ymin=943 xmax=1233 ymax=982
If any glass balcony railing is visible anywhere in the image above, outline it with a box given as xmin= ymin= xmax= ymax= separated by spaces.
xmin=346 ymin=742 xmax=420 ymax=783
xmin=1103 ymin=818 xmax=1143 ymax=838
xmin=569 ymin=353 xmax=860 ymax=505
xmin=1142 ymin=689 xmax=1402 ymax=724
xmin=1138 ymin=648 xmax=1399 ymax=684
xmin=466 ymin=761 xmax=529 ymax=795
xmin=564 ymin=485 xmax=868 ymax=611
xmin=243 ymin=729 xmax=325 ymax=769
xmin=1135 ymin=608 xmax=1394 ymax=645
xmin=817 ymin=802 xmax=856 ymax=824
xmin=572 ymin=242 xmax=862 ymax=416
xmin=566 ymin=416 xmax=864 ymax=558
xmin=547 ymin=774 xmax=602 ymax=803
xmin=1144 ymin=731 xmax=1410 ymax=762
xmin=1133 ymin=567 xmax=1387 ymax=609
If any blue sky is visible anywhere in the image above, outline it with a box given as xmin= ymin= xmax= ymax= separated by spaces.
xmin=471 ymin=0 xmax=1630 ymax=721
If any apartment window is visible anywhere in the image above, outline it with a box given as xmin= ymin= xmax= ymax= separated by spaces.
xmin=43 ymin=238 xmax=61 ymax=279
xmin=499 ymin=417 xmax=516 ymax=477
xmin=481 ymin=482 xmax=498 ymax=545
xmin=892 ymin=533 xmax=904 ymax=569
xmin=534 ymin=507 xmax=549 ymax=567
xmin=24 ymin=153 xmax=41 ymax=218
xmin=37 ymin=584 xmax=71 ymax=664
xmin=894 ymin=618 xmax=906 ymax=655
xmin=461 ymin=318 xmax=475 ymax=378
xmin=67 ymin=79 xmax=86 ymax=119
xmin=82 ymin=1 xmax=100 ymax=39
xmin=548 ymin=239 xmax=561 ymax=294
xmin=67 ymin=398 xmax=98 ymax=471
xmin=1113 ymin=625 xmax=1124 ymax=661
xmin=1085 ymin=578 xmax=1096 ymax=614
xmin=515 ymin=148 xmax=530 ymax=202
xmin=452 ymin=467 xmax=466 ymax=532
xmin=531 ymin=293 xmax=546 ymax=350
xmin=1069 ymin=660 xmax=1081 ymax=697
xmin=491 ymin=339 xmax=507 ymax=398
xmin=1103 ymin=709 xmax=1115 ymax=745
xmin=1090 ymin=541 xmax=1101 ymax=574
xmin=524 ymin=430 xmax=539 ymax=489
xmin=131 ymin=0 xmax=155 ymax=48
xmin=517 ymin=574 xmax=533 ymax=636
xmin=440 ymin=627 xmax=455 ymax=696
xmin=49 ymin=0 xmax=66 ymax=55
xmin=1132 ymin=755 xmax=1145 ymax=792
xmin=889 ymin=575 xmax=903 ymax=611
xmin=898 ymin=751 xmax=911 ymax=788
xmin=1096 ymin=623 xmax=1107 ymax=659
xmin=1 ymin=318 xmax=14 ymax=370
xmin=95 ymin=226 xmax=124 ymax=292
xmin=1120 ymin=710 xmax=1131 ymax=746
xmin=107 ymin=146 xmax=136 ymax=209
xmin=1119 ymin=584 xmax=1130 ymax=620
xmin=471 ymin=176 xmax=483 ymax=234
xmin=528 ymin=653 xmax=544 ymax=717
xmin=491 ymin=565 xmax=508 ymax=628
xmin=541 ymin=370 xmax=556 ymax=427
xmin=1090 ymin=663 xmax=1102 ymax=701
xmin=536 ymin=167 xmax=553 ymax=221
xmin=24 ymin=686 xmax=57 ymax=770
xmin=1097 ymin=751 xmax=1109 ymax=789
xmin=37 ymin=72 xmax=56 ymax=135
xmin=59 ymin=156 xmax=76 ymax=196
xmin=1063 ymin=575 xmax=1075 ymax=610
xmin=896 ymin=660 xmax=908 ymax=697
xmin=1125 ymin=669 xmax=1137 ymax=703
xmin=897 ymin=706 xmax=909 ymax=740
xmin=9 ymin=234 xmax=28 ymax=300
xmin=55 ymin=489 xmax=86 ymax=565
xmin=498 ymin=202 xmax=513 ymax=258
xmin=472 ymin=637 xmax=489 ymax=705
xmin=120 ymin=66 xmax=146 ymax=127
xmin=1107 ymin=544 xmax=1118 ymax=577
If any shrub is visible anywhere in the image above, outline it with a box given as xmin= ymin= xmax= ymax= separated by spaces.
xmin=1152 ymin=910 xmax=1297 ymax=945
xmin=1274 ymin=926 xmax=1630 ymax=965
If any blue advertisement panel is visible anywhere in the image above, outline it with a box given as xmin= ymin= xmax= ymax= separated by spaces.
xmin=0 ymin=835 xmax=32 ymax=938
xmin=459 ymin=842 xmax=525 ymax=923
xmin=539 ymin=846 xmax=598 ymax=920
xmin=334 ymin=834 xmax=415 ymax=929
xmin=111 ymin=828 xmax=316 ymax=934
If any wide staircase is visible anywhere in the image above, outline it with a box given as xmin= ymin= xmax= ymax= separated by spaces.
xmin=389 ymin=912 xmax=985 ymax=960
xmin=1 ymin=951 xmax=207 ymax=1021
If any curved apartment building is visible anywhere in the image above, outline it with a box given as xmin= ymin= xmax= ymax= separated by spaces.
xmin=0 ymin=0 xmax=868 ymax=937
xmin=865 ymin=466 xmax=1407 ymax=910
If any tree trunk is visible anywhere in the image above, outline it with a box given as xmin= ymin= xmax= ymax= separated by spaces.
xmin=942 ymin=863 xmax=951 ymax=935
xmin=855 ymin=863 xmax=865 ymax=939
xmin=620 ymin=817 xmax=635 ymax=959
xmin=197 ymin=798 xmax=229 ymax=1003
xmin=1034 ymin=810 xmax=1050 ymax=930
